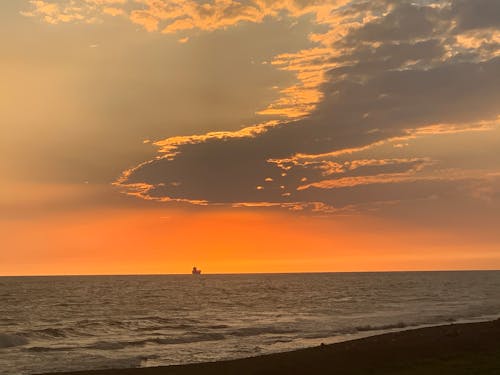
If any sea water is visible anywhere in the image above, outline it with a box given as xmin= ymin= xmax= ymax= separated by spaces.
xmin=1 ymin=271 xmax=500 ymax=374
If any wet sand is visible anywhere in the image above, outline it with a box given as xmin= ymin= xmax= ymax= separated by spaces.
xmin=40 ymin=319 xmax=500 ymax=375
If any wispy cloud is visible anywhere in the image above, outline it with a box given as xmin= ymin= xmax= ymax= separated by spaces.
xmin=21 ymin=0 xmax=127 ymax=24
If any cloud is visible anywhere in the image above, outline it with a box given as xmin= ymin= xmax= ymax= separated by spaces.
xmin=22 ymin=0 xmax=349 ymax=118
xmin=451 ymin=0 xmax=500 ymax=31
xmin=102 ymin=6 xmax=125 ymax=16
xmin=22 ymin=0 xmax=500 ymax=213
xmin=113 ymin=0 xmax=500 ymax=212
xmin=21 ymin=0 xmax=127 ymax=24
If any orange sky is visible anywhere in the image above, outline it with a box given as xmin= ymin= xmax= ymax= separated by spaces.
xmin=2 ymin=185 xmax=499 ymax=276
xmin=1 ymin=1 xmax=499 ymax=275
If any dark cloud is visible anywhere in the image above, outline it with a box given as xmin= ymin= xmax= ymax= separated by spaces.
xmin=331 ymin=39 xmax=446 ymax=75
xmin=118 ymin=0 xmax=500 ymax=211
xmin=344 ymin=2 xmax=444 ymax=43
xmin=451 ymin=0 xmax=500 ymax=31
xmin=295 ymin=178 xmax=469 ymax=208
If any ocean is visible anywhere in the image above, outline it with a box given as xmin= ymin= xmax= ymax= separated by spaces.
xmin=1 ymin=271 xmax=500 ymax=374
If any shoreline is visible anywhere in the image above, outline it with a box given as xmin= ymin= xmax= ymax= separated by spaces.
xmin=38 ymin=318 xmax=500 ymax=375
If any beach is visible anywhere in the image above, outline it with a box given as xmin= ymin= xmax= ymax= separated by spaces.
xmin=40 ymin=319 xmax=500 ymax=375
xmin=3 ymin=273 xmax=500 ymax=375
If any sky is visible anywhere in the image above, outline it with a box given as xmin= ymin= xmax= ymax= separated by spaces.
xmin=1 ymin=0 xmax=499 ymax=275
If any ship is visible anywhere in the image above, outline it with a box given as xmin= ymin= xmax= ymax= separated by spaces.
xmin=192 ymin=266 xmax=202 ymax=275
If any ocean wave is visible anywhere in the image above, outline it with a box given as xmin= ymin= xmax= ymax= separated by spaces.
xmin=32 ymin=328 xmax=71 ymax=338
xmin=25 ymin=346 xmax=76 ymax=352
xmin=302 ymin=322 xmax=411 ymax=340
xmin=228 ymin=327 xmax=299 ymax=337
xmin=75 ymin=317 xmax=195 ymax=332
xmin=205 ymin=324 xmax=230 ymax=329
xmin=0 ymin=333 xmax=29 ymax=349
xmin=145 ymin=332 xmax=226 ymax=345
xmin=136 ymin=323 xmax=194 ymax=332
xmin=75 ymin=319 xmax=125 ymax=329
xmin=20 ymin=327 xmax=85 ymax=339
xmin=87 ymin=332 xmax=226 ymax=350
xmin=267 ymin=337 xmax=294 ymax=344
xmin=3 ymin=272 xmax=500 ymax=375
xmin=138 ymin=316 xmax=175 ymax=324
xmin=138 ymin=316 xmax=200 ymax=325
xmin=88 ymin=341 xmax=130 ymax=350
xmin=354 ymin=322 xmax=407 ymax=332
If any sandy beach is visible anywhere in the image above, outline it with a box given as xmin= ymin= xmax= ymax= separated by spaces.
xmin=39 ymin=319 xmax=500 ymax=375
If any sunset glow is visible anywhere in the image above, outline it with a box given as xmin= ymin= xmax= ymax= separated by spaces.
xmin=1 ymin=0 xmax=499 ymax=275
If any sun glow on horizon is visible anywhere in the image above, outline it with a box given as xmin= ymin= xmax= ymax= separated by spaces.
xmin=2 ymin=192 xmax=499 ymax=276
xmin=1 ymin=0 xmax=499 ymax=275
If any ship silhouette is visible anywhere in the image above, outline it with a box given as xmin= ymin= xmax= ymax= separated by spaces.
xmin=192 ymin=266 xmax=202 ymax=275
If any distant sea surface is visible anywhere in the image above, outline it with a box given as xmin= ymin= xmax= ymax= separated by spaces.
xmin=1 ymin=271 xmax=500 ymax=374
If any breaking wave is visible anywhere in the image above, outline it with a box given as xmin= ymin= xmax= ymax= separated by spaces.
xmin=87 ymin=333 xmax=226 ymax=350
xmin=2 ymin=271 xmax=500 ymax=375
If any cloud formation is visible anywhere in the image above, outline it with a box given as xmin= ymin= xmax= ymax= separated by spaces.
xmin=22 ymin=0 xmax=348 ymax=119
xmin=22 ymin=0 xmax=127 ymax=24
xmin=23 ymin=0 xmax=500 ymax=212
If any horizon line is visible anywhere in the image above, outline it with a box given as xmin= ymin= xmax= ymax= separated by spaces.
xmin=2 ymin=269 xmax=500 ymax=277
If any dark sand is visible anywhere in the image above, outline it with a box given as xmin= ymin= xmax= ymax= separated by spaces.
xmin=42 ymin=319 xmax=500 ymax=375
